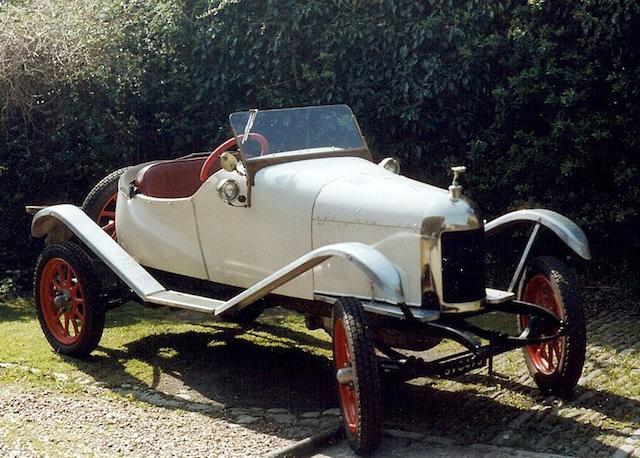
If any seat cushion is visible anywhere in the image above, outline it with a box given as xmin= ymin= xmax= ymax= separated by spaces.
xmin=135 ymin=156 xmax=208 ymax=199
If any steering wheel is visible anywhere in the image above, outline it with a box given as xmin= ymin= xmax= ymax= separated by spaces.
xmin=199 ymin=133 xmax=269 ymax=182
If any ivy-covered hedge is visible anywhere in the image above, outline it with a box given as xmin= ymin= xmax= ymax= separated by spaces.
xmin=1 ymin=0 xmax=639 ymax=284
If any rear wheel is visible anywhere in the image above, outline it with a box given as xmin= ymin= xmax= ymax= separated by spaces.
xmin=82 ymin=168 xmax=128 ymax=239
xmin=34 ymin=242 xmax=105 ymax=357
xmin=332 ymin=297 xmax=382 ymax=455
xmin=518 ymin=256 xmax=586 ymax=396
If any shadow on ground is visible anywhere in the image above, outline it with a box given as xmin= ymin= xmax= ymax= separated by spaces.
xmin=63 ymin=309 xmax=638 ymax=456
xmin=68 ymin=321 xmax=337 ymax=412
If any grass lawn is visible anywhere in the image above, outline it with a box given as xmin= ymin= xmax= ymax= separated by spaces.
xmin=0 ymin=297 xmax=332 ymax=394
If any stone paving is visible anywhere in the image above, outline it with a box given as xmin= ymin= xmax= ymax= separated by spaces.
xmin=314 ymin=431 xmax=573 ymax=457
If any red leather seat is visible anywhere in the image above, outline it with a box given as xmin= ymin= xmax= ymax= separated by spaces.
xmin=135 ymin=156 xmax=211 ymax=199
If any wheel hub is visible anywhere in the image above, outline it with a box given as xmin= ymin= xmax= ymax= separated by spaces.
xmin=336 ymin=366 xmax=354 ymax=385
xmin=53 ymin=291 xmax=71 ymax=312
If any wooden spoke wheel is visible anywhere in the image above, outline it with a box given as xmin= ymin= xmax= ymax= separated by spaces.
xmin=35 ymin=242 xmax=105 ymax=357
xmin=82 ymin=167 xmax=128 ymax=240
xmin=518 ymin=256 xmax=586 ymax=397
xmin=332 ymin=297 xmax=382 ymax=455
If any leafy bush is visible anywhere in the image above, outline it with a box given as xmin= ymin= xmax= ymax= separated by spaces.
xmin=0 ymin=0 xmax=198 ymax=265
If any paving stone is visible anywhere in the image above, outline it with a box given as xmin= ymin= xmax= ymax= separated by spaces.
xmin=508 ymin=411 xmax=534 ymax=429
xmin=186 ymin=403 xmax=219 ymax=413
xmin=299 ymin=418 xmax=321 ymax=426
xmin=301 ymin=411 xmax=322 ymax=419
xmin=235 ymin=415 xmax=258 ymax=425
xmin=322 ymin=408 xmax=341 ymax=417
xmin=266 ymin=408 xmax=289 ymax=414
xmin=319 ymin=418 xmax=340 ymax=429
xmin=611 ymin=444 xmax=635 ymax=458
xmin=267 ymin=413 xmax=296 ymax=424
xmin=52 ymin=373 xmax=68 ymax=381
xmin=619 ymin=348 xmax=635 ymax=358
xmin=383 ymin=429 xmax=424 ymax=441
xmin=422 ymin=435 xmax=455 ymax=446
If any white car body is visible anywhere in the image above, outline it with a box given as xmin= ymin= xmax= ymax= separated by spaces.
xmin=116 ymin=154 xmax=481 ymax=311
xmin=32 ymin=104 xmax=591 ymax=321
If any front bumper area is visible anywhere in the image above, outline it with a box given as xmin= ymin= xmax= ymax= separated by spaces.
xmin=375 ymin=290 xmax=565 ymax=381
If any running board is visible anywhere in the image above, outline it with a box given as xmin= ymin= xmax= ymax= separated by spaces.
xmin=145 ymin=291 xmax=223 ymax=313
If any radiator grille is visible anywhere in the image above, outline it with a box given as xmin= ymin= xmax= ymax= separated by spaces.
xmin=441 ymin=229 xmax=485 ymax=303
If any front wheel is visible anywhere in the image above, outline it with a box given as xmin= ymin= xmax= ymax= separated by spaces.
xmin=34 ymin=242 xmax=106 ymax=358
xmin=332 ymin=297 xmax=382 ymax=455
xmin=518 ymin=256 xmax=586 ymax=397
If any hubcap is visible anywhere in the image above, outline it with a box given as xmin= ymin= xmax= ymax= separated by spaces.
xmin=39 ymin=258 xmax=86 ymax=345
xmin=334 ymin=317 xmax=358 ymax=434
xmin=520 ymin=274 xmax=564 ymax=375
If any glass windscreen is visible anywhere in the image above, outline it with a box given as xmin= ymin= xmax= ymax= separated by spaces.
xmin=229 ymin=104 xmax=367 ymax=160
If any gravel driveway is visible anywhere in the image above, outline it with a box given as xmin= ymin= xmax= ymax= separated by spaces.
xmin=0 ymin=384 xmax=299 ymax=457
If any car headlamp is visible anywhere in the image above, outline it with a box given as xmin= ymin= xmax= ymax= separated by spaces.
xmin=217 ymin=178 xmax=240 ymax=203
xmin=379 ymin=157 xmax=400 ymax=175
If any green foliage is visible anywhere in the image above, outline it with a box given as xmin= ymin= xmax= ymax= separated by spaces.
xmin=467 ymin=0 xmax=640 ymax=266
xmin=1 ymin=0 xmax=639 ymax=277
xmin=0 ymin=0 xmax=198 ymax=264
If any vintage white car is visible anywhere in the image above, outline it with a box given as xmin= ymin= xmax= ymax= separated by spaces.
xmin=29 ymin=105 xmax=589 ymax=454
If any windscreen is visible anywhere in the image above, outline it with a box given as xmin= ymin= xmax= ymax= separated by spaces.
xmin=229 ymin=104 xmax=367 ymax=160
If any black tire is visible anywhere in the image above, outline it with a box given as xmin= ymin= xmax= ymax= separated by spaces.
xmin=332 ymin=297 xmax=382 ymax=455
xmin=34 ymin=242 xmax=106 ymax=358
xmin=517 ymin=256 xmax=586 ymax=397
xmin=82 ymin=167 xmax=127 ymax=237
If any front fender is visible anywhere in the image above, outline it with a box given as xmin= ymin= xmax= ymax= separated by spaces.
xmin=485 ymin=209 xmax=591 ymax=260
xmin=214 ymin=242 xmax=406 ymax=316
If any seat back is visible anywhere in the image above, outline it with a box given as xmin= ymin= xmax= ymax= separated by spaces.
xmin=135 ymin=156 xmax=208 ymax=199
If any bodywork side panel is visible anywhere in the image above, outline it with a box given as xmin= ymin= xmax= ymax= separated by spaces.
xmin=192 ymin=160 xmax=338 ymax=299
xmin=313 ymin=223 xmax=422 ymax=305
xmin=116 ymin=192 xmax=208 ymax=280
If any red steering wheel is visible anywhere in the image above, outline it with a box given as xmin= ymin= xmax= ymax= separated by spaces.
xmin=199 ymin=133 xmax=269 ymax=182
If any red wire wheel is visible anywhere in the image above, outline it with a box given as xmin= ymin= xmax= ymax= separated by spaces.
xmin=331 ymin=297 xmax=381 ymax=455
xmin=334 ymin=316 xmax=358 ymax=433
xmin=518 ymin=256 xmax=586 ymax=396
xmin=34 ymin=242 xmax=105 ymax=357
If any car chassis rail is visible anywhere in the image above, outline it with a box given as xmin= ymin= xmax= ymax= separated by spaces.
xmin=377 ymin=298 xmax=566 ymax=381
